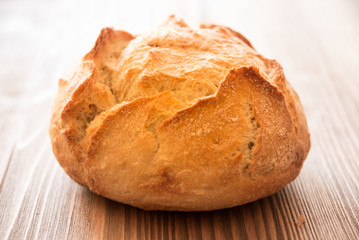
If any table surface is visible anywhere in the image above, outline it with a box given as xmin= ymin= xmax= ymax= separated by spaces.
xmin=1 ymin=0 xmax=358 ymax=239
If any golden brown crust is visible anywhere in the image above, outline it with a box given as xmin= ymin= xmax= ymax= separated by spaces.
xmin=199 ymin=23 xmax=254 ymax=49
xmin=49 ymin=16 xmax=310 ymax=211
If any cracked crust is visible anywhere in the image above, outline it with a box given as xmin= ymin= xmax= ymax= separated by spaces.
xmin=49 ymin=15 xmax=310 ymax=211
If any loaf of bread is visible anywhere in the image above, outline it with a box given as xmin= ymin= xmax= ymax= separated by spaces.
xmin=49 ymin=15 xmax=310 ymax=211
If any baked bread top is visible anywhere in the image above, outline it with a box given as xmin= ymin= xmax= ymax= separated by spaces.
xmin=49 ymin=15 xmax=310 ymax=211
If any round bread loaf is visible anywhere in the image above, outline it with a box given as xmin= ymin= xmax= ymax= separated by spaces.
xmin=49 ymin=15 xmax=310 ymax=211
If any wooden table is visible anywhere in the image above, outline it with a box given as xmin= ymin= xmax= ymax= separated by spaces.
xmin=1 ymin=0 xmax=358 ymax=239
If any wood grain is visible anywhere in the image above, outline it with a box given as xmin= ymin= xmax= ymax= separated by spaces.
xmin=1 ymin=0 xmax=358 ymax=239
